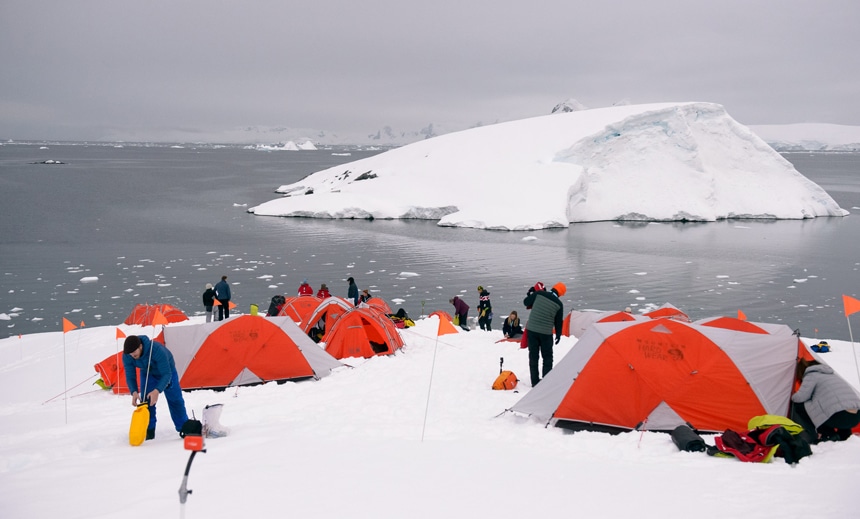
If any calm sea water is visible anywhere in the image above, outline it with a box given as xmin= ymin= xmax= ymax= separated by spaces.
xmin=1 ymin=143 xmax=858 ymax=340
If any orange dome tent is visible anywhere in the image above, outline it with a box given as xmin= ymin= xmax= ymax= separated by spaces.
xmin=163 ymin=315 xmax=343 ymax=390
xmin=123 ymin=303 xmax=188 ymax=326
xmin=363 ymin=297 xmax=393 ymax=315
xmin=563 ymin=309 xmax=646 ymax=338
xmin=323 ymin=307 xmax=405 ymax=359
xmin=302 ymin=297 xmax=354 ymax=342
xmin=511 ymin=317 xmax=813 ymax=434
xmin=277 ymin=296 xmax=323 ymax=325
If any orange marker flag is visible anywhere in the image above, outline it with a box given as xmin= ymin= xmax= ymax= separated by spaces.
xmin=80 ymin=321 xmax=86 ymax=328
xmin=62 ymin=318 xmax=77 ymax=333
xmin=116 ymin=328 xmax=126 ymax=339
xmin=737 ymin=310 xmax=747 ymax=321
xmin=844 ymin=295 xmax=860 ymax=317
xmin=151 ymin=310 xmax=169 ymax=327
xmin=228 ymin=301 xmax=237 ymax=310
xmin=213 ymin=299 xmax=222 ymax=306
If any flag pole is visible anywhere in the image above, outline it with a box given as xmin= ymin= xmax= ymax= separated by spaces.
xmin=841 ymin=295 xmax=860 ymax=385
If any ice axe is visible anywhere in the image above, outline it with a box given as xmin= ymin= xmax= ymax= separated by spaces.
xmin=178 ymin=417 xmax=206 ymax=507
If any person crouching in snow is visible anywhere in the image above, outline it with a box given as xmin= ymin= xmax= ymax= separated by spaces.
xmin=522 ymin=282 xmax=564 ymax=386
xmin=122 ymin=335 xmax=189 ymax=441
xmin=450 ymin=296 xmax=471 ymax=331
xmin=791 ymin=358 xmax=860 ymax=442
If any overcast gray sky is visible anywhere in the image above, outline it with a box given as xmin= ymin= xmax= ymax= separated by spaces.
xmin=2 ymin=0 xmax=858 ymax=142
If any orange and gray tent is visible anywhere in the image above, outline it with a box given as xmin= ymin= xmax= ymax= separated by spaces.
xmin=123 ymin=303 xmax=188 ymax=326
xmin=163 ymin=315 xmax=343 ymax=390
xmin=302 ymin=297 xmax=354 ymax=341
xmin=277 ymin=296 xmax=323 ymax=325
xmin=563 ymin=310 xmax=647 ymax=338
xmin=642 ymin=302 xmax=690 ymax=322
xmin=510 ymin=317 xmax=805 ymax=434
xmin=94 ymin=353 xmax=133 ymax=394
xmin=363 ymin=297 xmax=393 ymax=315
xmin=323 ymin=306 xmax=405 ymax=359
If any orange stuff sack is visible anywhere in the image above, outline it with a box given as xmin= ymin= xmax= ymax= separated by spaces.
xmin=492 ymin=371 xmax=519 ymax=390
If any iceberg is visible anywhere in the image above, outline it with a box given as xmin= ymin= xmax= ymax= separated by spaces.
xmin=249 ymin=102 xmax=846 ymax=231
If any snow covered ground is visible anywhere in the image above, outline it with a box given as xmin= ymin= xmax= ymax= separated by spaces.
xmin=250 ymin=102 xmax=846 ymax=230
xmin=1 ymin=312 xmax=858 ymax=518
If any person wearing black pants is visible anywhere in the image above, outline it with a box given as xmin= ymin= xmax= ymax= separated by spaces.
xmin=522 ymin=282 xmax=564 ymax=386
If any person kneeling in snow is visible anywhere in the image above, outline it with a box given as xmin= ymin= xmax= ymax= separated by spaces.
xmin=122 ymin=335 xmax=189 ymax=441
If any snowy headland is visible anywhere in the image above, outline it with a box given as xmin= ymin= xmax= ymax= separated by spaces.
xmin=249 ymin=102 xmax=847 ymax=231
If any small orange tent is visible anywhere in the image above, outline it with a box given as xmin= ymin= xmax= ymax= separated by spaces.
xmin=323 ymin=307 xmax=405 ymax=359
xmin=642 ymin=302 xmax=690 ymax=322
xmin=94 ymin=352 xmax=134 ymax=394
xmin=363 ymin=297 xmax=393 ymax=315
xmin=302 ymin=297 xmax=354 ymax=341
xmin=511 ymin=316 xmax=808 ymax=434
xmin=163 ymin=315 xmax=343 ymax=390
xmin=563 ymin=310 xmax=645 ymax=337
xmin=123 ymin=303 xmax=188 ymax=326
xmin=277 ymin=296 xmax=323 ymax=325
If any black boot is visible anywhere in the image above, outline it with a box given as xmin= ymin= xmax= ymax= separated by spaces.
xmin=146 ymin=429 xmax=155 ymax=441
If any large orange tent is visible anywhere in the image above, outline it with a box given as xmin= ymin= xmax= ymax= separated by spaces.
xmin=163 ymin=315 xmax=343 ymax=390
xmin=123 ymin=303 xmax=188 ymax=326
xmin=363 ymin=297 xmax=393 ymax=315
xmin=510 ymin=316 xmax=816 ymax=434
xmin=323 ymin=307 xmax=405 ymax=359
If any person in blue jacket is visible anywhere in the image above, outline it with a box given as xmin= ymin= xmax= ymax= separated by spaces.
xmin=122 ymin=335 xmax=189 ymax=440
xmin=214 ymin=275 xmax=231 ymax=320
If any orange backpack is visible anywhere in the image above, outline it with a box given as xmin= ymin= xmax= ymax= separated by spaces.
xmin=492 ymin=357 xmax=518 ymax=390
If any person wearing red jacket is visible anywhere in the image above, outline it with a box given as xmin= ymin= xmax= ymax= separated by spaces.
xmin=298 ymin=279 xmax=313 ymax=296
xmin=316 ymin=283 xmax=331 ymax=299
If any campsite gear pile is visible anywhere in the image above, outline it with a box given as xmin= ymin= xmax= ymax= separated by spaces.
xmin=811 ymin=340 xmax=830 ymax=353
xmin=671 ymin=415 xmax=813 ymax=465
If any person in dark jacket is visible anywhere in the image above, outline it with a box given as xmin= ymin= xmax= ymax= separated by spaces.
xmin=502 ymin=311 xmax=523 ymax=339
xmin=477 ymin=285 xmax=493 ymax=331
xmin=523 ymin=282 xmax=564 ymax=386
xmin=214 ymin=275 xmax=231 ymax=320
xmin=202 ymin=283 xmax=216 ymax=323
xmin=347 ymin=277 xmax=359 ymax=306
xmin=450 ymin=296 xmax=470 ymax=331
xmin=122 ymin=335 xmax=189 ymax=441
xmin=791 ymin=359 xmax=860 ymax=442
xmin=360 ymin=288 xmax=373 ymax=304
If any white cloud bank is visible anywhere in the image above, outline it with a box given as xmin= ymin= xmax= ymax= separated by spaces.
xmin=249 ymin=102 xmax=847 ymax=231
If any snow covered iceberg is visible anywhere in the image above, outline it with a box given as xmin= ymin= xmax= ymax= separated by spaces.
xmin=249 ymin=102 xmax=847 ymax=231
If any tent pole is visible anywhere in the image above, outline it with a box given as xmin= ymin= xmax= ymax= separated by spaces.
xmin=847 ymin=317 xmax=860 ymax=387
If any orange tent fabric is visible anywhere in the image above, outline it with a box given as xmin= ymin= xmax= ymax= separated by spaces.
xmin=123 ymin=303 xmax=188 ymax=326
xmin=643 ymin=303 xmax=690 ymax=322
xmin=323 ymin=307 xmax=405 ymax=359
xmin=511 ymin=316 xmax=805 ymax=433
xmin=429 ymin=310 xmax=453 ymax=322
xmin=563 ymin=310 xmax=645 ymax=337
xmin=163 ymin=315 xmax=343 ymax=390
xmin=277 ymin=296 xmax=323 ymax=325
xmin=363 ymin=297 xmax=393 ymax=315
xmin=94 ymin=352 xmax=135 ymax=394
xmin=302 ymin=297 xmax=354 ymax=341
